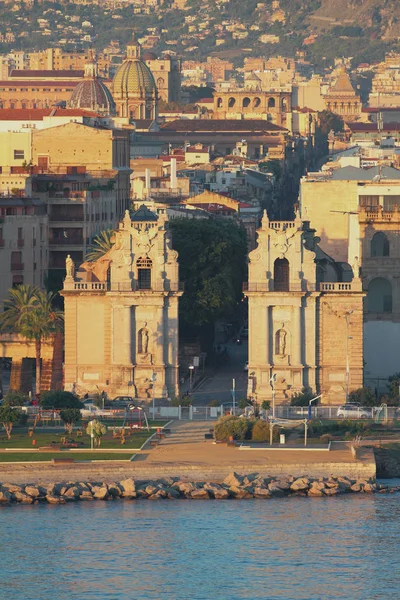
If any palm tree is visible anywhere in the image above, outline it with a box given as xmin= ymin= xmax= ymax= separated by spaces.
xmin=0 ymin=285 xmax=63 ymax=395
xmin=85 ymin=229 xmax=115 ymax=262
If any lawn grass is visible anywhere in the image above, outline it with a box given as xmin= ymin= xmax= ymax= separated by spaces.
xmin=0 ymin=452 xmax=135 ymax=462
xmin=0 ymin=429 xmax=153 ymax=451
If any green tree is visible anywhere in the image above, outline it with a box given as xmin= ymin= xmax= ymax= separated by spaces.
xmin=0 ymin=285 xmax=63 ymax=395
xmin=40 ymin=391 xmax=82 ymax=409
xmin=318 ymin=110 xmax=344 ymax=135
xmin=169 ymin=219 xmax=247 ymax=342
xmin=0 ymin=405 xmax=21 ymax=439
xmin=348 ymin=387 xmax=376 ymax=407
xmin=388 ymin=373 xmax=400 ymax=404
xmin=60 ymin=408 xmax=81 ymax=434
xmin=86 ymin=419 xmax=107 ymax=448
xmin=3 ymin=390 xmax=27 ymax=407
xmin=290 ymin=388 xmax=314 ymax=406
xmin=85 ymin=229 xmax=115 ymax=262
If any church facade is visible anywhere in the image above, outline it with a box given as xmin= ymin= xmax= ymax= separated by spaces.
xmin=245 ymin=212 xmax=364 ymax=404
xmin=62 ymin=205 xmax=182 ymax=400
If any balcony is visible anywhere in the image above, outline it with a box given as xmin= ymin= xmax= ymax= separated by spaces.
xmin=11 ymin=263 xmax=24 ymax=271
xmin=49 ymin=214 xmax=84 ymax=222
xmin=0 ymin=239 xmax=4 ymax=248
xmin=49 ymin=236 xmax=83 ymax=246
xmin=17 ymin=239 xmax=24 ymax=247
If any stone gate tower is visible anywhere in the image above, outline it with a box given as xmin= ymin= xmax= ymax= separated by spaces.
xmin=62 ymin=205 xmax=182 ymax=400
xmin=245 ymin=211 xmax=364 ymax=404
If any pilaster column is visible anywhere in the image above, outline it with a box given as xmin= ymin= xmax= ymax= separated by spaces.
xmin=292 ymin=304 xmax=302 ymax=366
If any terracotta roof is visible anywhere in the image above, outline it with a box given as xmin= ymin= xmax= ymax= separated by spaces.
xmin=9 ymin=69 xmax=84 ymax=78
xmin=0 ymin=80 xmax=80 ymax=87
xmin=346 ymin=121 xmax=400 ymax=131
xmin=161 ymin=119 xmax=287 ymax=133
xmin=0 ymin=108 xmax=101 ymax=120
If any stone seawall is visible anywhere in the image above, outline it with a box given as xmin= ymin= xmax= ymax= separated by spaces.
xmin=0 ymin=449 xmax=376 ymax=485
xmin=0 ymin=472 xmax=387 ymax=505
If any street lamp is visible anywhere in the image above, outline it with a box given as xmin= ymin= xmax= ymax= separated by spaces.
xmin=189 ymin=365 xmax=194 ymax=392
xmin=345 ymin=310 xmax=354 ymax=403
xmin=269 ymin=374 xmax=277 ymax=417
xmin=151 ymin=372 xmax=157 ymax=420
xmin=308 ymin=394 xmax=322 ymax=421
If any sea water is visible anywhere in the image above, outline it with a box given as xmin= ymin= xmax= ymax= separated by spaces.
xmin=0 ymin=490 xmax=400 ymax=600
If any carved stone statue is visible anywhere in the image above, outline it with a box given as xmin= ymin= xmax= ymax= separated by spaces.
xmin=276 ymin=328 xmax=287 ymax=356
xmin=65 ymin=254 xmax=75 ymax=278
xmin=352 ymin=256 xmax=361 ymax=279
xmin=138 ymin=327 xmax=150 ymax=354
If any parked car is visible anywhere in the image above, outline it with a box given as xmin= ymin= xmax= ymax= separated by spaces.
xmin=336 ymin=404 xmax=373 ymax=419
xmin=80 ymin=404 xmax=115 ymax=419
xmin=108 ymin=396 xmax=138 ymax=410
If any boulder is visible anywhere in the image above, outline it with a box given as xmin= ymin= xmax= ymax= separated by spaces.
xmin=2 ymin=483 xmax=22 ymax=494
xmin=107 ymin=483 xmax=122 ymax=498
xmin=336 ymin=477 xmax=352 ymax=491
xmin=155 ymin=489 xmax=167 ymax=499
xmin=165 ymin=487 xmax=181 ymax=499
xmin=79 ymin=490 xmax=94 ymax=501
xmin=24 ymin=486 xmax=41 ymax=498
xmin=350 ymin=483 xmax=362 ymax=493
xmin=242 ymin=473 xmax=259 ymax=486
xmin=91 ymin=485 xmax=108 ymax=500
xmin=229 ymin=486 xmax=253 ymax=499
xmin=204 ymin=483 xmax=229 ymax=499
xmin=323 ymin=487 xmax=338 ymax=496
xmin=268 ymin=482 xmax=285 ymax=496
xmin=145 ymin=485 xmax=158 ymax=496
xmin=308 ymin=483 xmax=324 ymax=497
xmin=46 ymin=494 xmax=65 ymax=504
xmin=14 ymin=491 xmax=33 ymax=504
xmin=253 ymin=487 xmax=272 ymax=499
xmin=363 ymin=483 xmax=376 ymax=493
xmin=290 ymin=478 xmax=310 ymax=492
xmin=191 ymin=488 xmax=210 ymax=499
xmin=158 ymin=477 xmax=175 ymax=487
xmin=63 ymin=486 xmax=80 ymax=500
xmin=274 ymin=478 xmax=291 ymax=491
xmin=176 ymin=482 xmax=196 ymax=495
xmin=120 ymin=478 xmax=136 ymax=498
xmin=223 ymin=472 xmax=243 ymax=487
xmin=0 ymin=490 xmax=12 ymax=503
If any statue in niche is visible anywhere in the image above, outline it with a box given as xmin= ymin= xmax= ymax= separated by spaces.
xmin=65 ymin=254 xmax=75 ymax=278
xmin=138 ymin=325 xmax=150 ymax=354
xmin=352 ymin=256 xmax=361 ymax=279
xmin=275 ymin=327 xmax=287 ymax=356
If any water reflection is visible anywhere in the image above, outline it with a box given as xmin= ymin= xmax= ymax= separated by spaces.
xmin=0 ymin=495 xmax=399 ymax=600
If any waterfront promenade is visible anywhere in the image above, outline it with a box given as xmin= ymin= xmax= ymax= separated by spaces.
xmin=0 ymin=421 xmax=376 ymax=484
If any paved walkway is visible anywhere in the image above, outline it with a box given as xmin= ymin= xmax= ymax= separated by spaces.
xmin=158 ymin=421 xmax=211 ymax=445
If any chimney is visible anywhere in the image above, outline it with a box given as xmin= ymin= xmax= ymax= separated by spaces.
xmin=170 ymin=157 xmax=177 ymax=190
xmin=145 ymin=168 xmax=151 ymax=193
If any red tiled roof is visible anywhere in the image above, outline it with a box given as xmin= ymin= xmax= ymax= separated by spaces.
xmin=9 ymin=69 xmax=84 ymax=78
xmin=0 ymin=80 xmax=80 ymax=87
xmin=0 ymin=108 xmax=101 ymax=120
xmin=188 ymin=202 xmax=236 ymax=213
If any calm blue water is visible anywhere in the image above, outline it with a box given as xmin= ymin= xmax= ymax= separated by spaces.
xmin=1 ymin=491 xmax=400 ymax=600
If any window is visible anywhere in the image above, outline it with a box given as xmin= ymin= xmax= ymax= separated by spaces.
xmin=371 ymin=232 xmax=389 ymax=257
xmin=217 ymin=97 xmax=223 ymax=108
xmin=228 ymin=97 xmax=236 ymax=108
xmin=137 ymin=256 xmax=152 ymax=289
xmin=384 ymin=195 xmax=400 ymax=211
xmin=14 ymin=149 xmax=24 ymax=160
xmin=359 ymin=195 xmax=379 ymax=209
xmin=12 ymin=274 xmax=23 ymax=287
xmin=242 ymin=97 xmax=251 ymax=108
xmin=274 ymin=258 xmax=289 ymax=291
xmin=367 ymin=277 xmax=392 ymax=313
xmin=268 ymin=97 xmax=275 ymax=108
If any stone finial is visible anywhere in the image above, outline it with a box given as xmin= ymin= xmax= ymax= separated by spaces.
xmin=294 ymin=207 xmax=302 ymax=225
xmin=261 ymin=209 xmax=269 ymax=230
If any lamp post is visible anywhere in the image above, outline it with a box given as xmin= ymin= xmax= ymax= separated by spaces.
xmin=308 ymin=394 xmax=322 ymax=421
xmin=269 ymin=374 xmax=277 ymax=417
xmin=151 ymin=372 xmax=157 ymax=421
xmin=232 ymin=378 xmax=236 ymax=415
xmin=345 ymin=310 xmax=354 ymax=403
xmin=189 ymin=365 xmax=194 ymax=393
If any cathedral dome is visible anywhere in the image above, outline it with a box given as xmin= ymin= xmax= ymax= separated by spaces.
xmin=69 ymin=60 xmax=115 ymax=115
xmin=113 ymin=59 xmax=156 ymax=97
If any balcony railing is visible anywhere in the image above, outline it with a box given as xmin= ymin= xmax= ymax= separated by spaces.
xmin=17 ymin=239 xmax=24 ymax=247
xmin=49 ymin=237 xmax=83 ymax=246
xmin=64 ymin=281 xmax=184 ymax=292
xmin=11 ymin=263 xmax=24 ymax=271
xmin=49 ymin=214 xmax=83 ymax=222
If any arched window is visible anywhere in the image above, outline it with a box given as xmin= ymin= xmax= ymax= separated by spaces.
xmin=242 ymin=97 xmax=251 ymax=108
xmin=137 ymin=256 xmax=152 ymax=289
xmin=228 ymin=97 xmax=236 ymax=108
xmin=367 ymin=277 xmax=392 ymax=313
xmin=253 ymin=97 xmax=261 ymax=108
xmin=281 ymin=98 xmax=287 ymax=111
xmin=268 ymin=97 xmax=275 ymax=108
xmin=371 ymin=232 xmax=389 ymax=257
xmin=157 ymin=77 xmax=164 ymax=87
xmin=217 ymin=97 xmax=223 ymax=108
xmin=274 ymin=258 xmax=289 ymax=291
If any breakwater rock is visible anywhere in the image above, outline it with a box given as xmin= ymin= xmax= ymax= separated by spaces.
xmin=0 ymin=472 xmax=396 ymax=505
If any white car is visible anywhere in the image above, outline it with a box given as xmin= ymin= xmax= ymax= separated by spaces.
xmin=80 ymin=404 xmax=115 ymax=419
xmin=336 ymin=404 xmax=373 ymax=419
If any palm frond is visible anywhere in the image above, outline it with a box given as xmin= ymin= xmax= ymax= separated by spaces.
xmin=85 ymin=229 xmax=115 ymax=262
